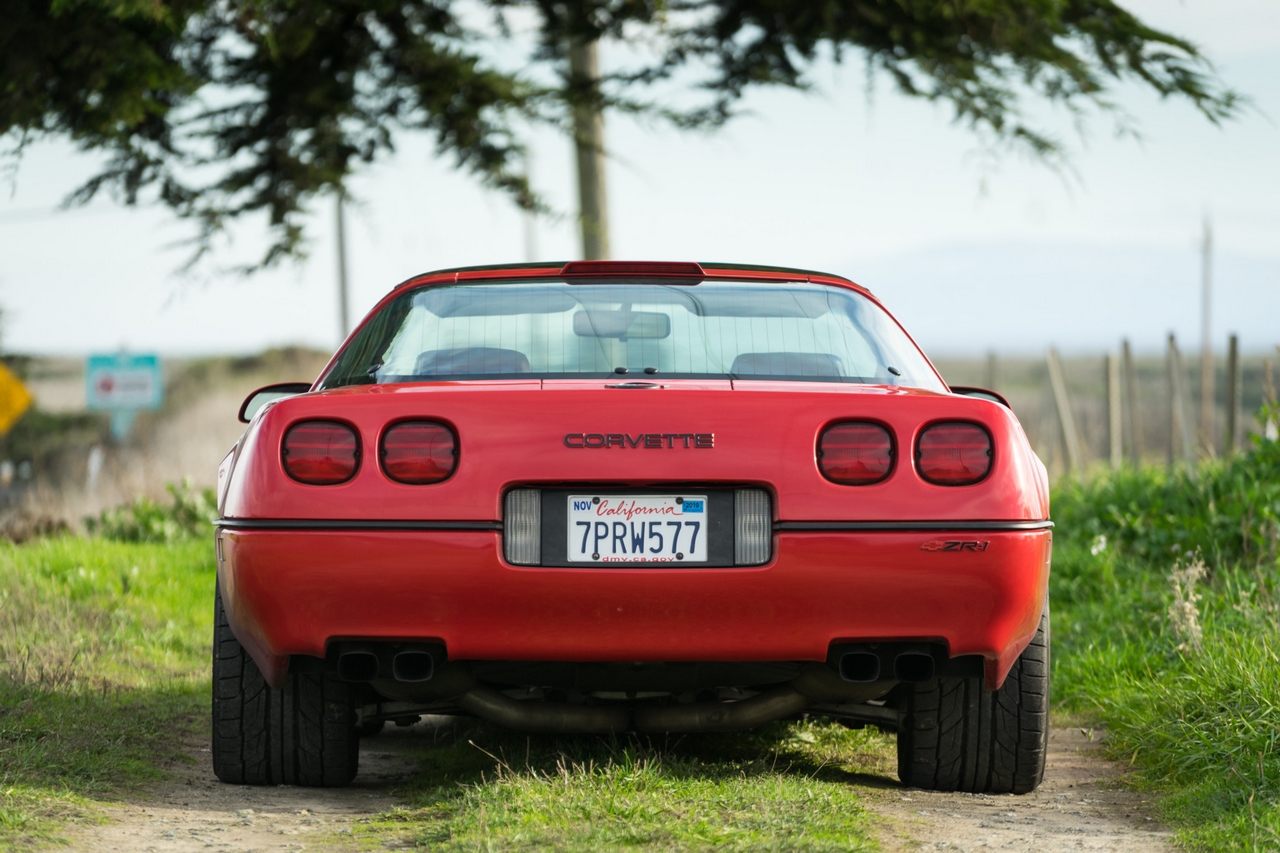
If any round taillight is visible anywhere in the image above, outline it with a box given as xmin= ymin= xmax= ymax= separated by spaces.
xmin=818 ymin=422 xmax=894 ymax=485
xmin=282 ymin=421 xmax=360 ymax=485
xmin=381 ymin=422 xmax=457 ymax=484
xmin=916 ymin=423 xmax=992 ymax=486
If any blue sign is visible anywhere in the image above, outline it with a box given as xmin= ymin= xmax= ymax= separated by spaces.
xmin=86 ymin=353 xmax=163 ymax=439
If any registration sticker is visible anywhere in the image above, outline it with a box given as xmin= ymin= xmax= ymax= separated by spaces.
xmin=567 ymin=495 xmax=708 ymax=563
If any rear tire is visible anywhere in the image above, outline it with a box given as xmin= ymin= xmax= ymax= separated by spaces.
xmin=896 ymin=607 xmax=1049 ymax=794
xmin=211 ymin=583 xmax=359 ymax=786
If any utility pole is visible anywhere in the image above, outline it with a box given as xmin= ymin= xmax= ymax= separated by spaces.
xmin=569 ymin=38 xmax=610 ymax=260
xmin=336 ymin=190 xmax=351 ymax=341
xmin=522 ymin=151 xmax=539 ymax=263
xmin=1199 ymin=216 xmax=1213 ymax=456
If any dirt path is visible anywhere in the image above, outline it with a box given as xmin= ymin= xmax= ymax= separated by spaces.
xmin=70 ymin=723 xmax=1173 ymax=852
xmin=870 ymin=727 xmax=1176 ymax=852
xmin=70 ymin=722 xmax=433 ymax=853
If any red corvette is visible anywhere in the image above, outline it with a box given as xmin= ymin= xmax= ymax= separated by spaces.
xmin=213 ymin=261 xmax=1051 ymax=793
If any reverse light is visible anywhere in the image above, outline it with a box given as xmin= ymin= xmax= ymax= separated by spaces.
xmin=818 ymin=422 xmax=894 ymax=485
xmin=282 ymin=421 xmax=359 ymax=485
xmin=505 ymin=489 xmax=541 ymax=565
xmin=381 ymin=422 xmax=457 ymax=484
xmin=734 ymin=489 xmax=772 ymax=565
xmin=915 ymin=423 xmax=992 ymax=486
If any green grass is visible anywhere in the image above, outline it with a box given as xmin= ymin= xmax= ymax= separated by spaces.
xmin=359 ymin=718 xmax=892 ymax=851
xmin=0 ymin=537 xmax=213 ymax=849
xmin=12 ymin=428 xmax=1279 ymax=851
xmin=1050 ymin=423 xmax=1280 ymax=851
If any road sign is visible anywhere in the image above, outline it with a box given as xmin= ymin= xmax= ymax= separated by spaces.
xmin=86 ymin=353 xmax=163 ymax=439
xmin=0 ymin=362 xmax=32 ymax=436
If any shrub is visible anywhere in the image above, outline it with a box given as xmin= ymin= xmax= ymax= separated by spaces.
xmin=85 ymin=480 xmax=216 ymax=543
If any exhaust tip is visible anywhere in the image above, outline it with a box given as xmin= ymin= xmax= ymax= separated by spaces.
xmin=337 ymin=651 xmax=379 ymax=682
xmin=894 ymin=652 xmax=935 ymax=683
xmin=838 ymin=652 xmax=881 ymax=682
xmin=392 ymin=651 xmax=435 ymax=683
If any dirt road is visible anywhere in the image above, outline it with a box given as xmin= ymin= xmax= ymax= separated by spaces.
xmin=70 ymin=723 xmax=1173 ymax=852
xmin=872 ymin=727 xmax=1175 ymax=852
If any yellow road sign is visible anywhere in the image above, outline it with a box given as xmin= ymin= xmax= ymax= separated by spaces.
xmin=0 ymin=362 xmax=33 ymax=436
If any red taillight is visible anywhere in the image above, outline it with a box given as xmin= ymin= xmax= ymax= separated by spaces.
xmin=282 ymin=421 xmax=359 ymax=485
xmin=818 ymin=422 xmax=894 ymax=485
xmin=381 ymin=422 xmax=457 ymax=484
xmin=916 ymin=423 xmax=992 ymax=486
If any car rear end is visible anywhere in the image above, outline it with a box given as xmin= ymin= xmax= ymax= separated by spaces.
xmin=212 ymin=262 xmax=1052 ymax=793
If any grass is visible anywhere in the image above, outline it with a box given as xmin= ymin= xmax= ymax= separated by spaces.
xmin=0 ymin=531 xmax=892 ymax=851
xmin=0 ymin=537 xmax=213 ymax=849
xmin=9 ymin=425 xmax=1279 ymax=850
xmin=1050 ymin=420 xmax=1280 ymax=851
xmin=358 ymin=718 xmax=892 ymax=851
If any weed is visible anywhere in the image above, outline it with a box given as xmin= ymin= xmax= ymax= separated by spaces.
xmin=84 ymin=479 xmax=217 ymax=543
xmin=0 ymin=537 xmax=213 ymax=849
xmin=1052 ymin=422 xmax=1280 ymax=851
xmin=359 ymin=718 xmax=890 ymax=852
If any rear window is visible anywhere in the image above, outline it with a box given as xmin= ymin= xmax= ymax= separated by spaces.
xmin=318 ymin=280 xmax=944 ymax=391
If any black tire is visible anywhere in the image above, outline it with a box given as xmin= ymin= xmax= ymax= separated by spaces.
xmin=896 ymin=607 xmax=1049 ymax=794
xmin=211 ymin=583 xmax=359 ymax=786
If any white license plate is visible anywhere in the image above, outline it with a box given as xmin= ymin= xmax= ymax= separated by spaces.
xmin=567 ymin=495 xmax=708 ymax=563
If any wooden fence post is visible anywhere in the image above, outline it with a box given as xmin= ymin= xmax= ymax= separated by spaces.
xmin=1122 ymin=339 xmax=1141 ymax=466
xmin=1224 ymin=334 xmax=1240 ymax=455
xmin=1107 ymin=352 xmax=1122 ymax=470
xmin=1047 ymin=348 xmax=1083 ymax=475
xmin=1167 ymin=334 xmax=1197 ymax=475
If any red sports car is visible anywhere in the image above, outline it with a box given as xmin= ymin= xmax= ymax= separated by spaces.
xmin=213 ymin=261 xmax=1052 ymax=793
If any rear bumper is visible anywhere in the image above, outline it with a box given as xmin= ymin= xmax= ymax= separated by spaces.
xmin=216 ymin=527 xmax=1051 ymax=691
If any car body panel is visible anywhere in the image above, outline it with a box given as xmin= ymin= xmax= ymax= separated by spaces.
xmin=222 ymin=382 xmax=1047 ymax=523
xmin=217 ymin=527 xmax=1050 ymax=691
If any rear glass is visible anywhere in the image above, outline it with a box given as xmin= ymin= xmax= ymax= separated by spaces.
xmin=318 ymin=280 xmax=944 ymax=391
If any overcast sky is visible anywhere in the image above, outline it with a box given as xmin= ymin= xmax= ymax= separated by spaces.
xmin=1 ymin=0 xmax=1277 ymax=359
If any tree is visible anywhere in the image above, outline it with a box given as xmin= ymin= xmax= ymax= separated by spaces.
xmin=1 ymin=0 xmax=1240 ymax=266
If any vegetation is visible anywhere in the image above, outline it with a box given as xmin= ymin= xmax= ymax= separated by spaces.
xmin=2 ymin=0 xmax=1239 ymax=268
xmin=85 ymin=479 xmax=217 ymax=543
xmin=0 ymin=538 xmax=213 ymax=849
xmin=358 ymin=719 xmax=890 ymax=852
xmin=1051 ymin=414 xmax=1280 ymax=851
xmin=5 ymin=424 xmax=1280 ymax=849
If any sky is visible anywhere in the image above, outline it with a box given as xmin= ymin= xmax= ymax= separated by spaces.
xmin=0 ymin=0 xmax=1277 ymax=359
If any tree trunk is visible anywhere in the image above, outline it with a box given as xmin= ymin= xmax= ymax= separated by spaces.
xmin=569 ymin=38 xmax=610 ymax=260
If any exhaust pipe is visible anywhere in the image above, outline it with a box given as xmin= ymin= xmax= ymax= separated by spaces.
xmin=632 ymin=687 xmax=809 ymax=733
xmin=456 ymin=685 xmax=630 ymax=734
xmin=392 ymin=650 xmax=435 ymax=683
xmin=838 ymin=652 xmax=881 ymax=683
xmin=453 ymin=685 xmax=810 ymax=734
xmin=893 ymin=652 xmax=935 ymax=683
xmin=337 ymin=651 xmax=379 ymax=682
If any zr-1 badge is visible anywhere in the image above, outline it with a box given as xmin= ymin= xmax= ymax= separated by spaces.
xmin=921 ymin=540 xmax=990 ymax=552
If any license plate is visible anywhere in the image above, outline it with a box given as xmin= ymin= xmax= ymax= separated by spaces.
xmin=567 ymin=495 xmax=708 ymax=563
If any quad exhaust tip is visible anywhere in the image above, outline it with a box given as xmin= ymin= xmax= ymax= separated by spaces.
xmin=392 ymin=650 xmax=435 ymax=683
xmin=837 ymin=650 xmax=936 ymax=683
xmin=893 ymin=652 xmax=935 ymax=683
xmin=336 ymin=646 xmax=440 ymax=683
xmin=838 ymin=652 xmax=881 ymax=682
xmin=337 ymin=651 xmax=379 ymax=682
